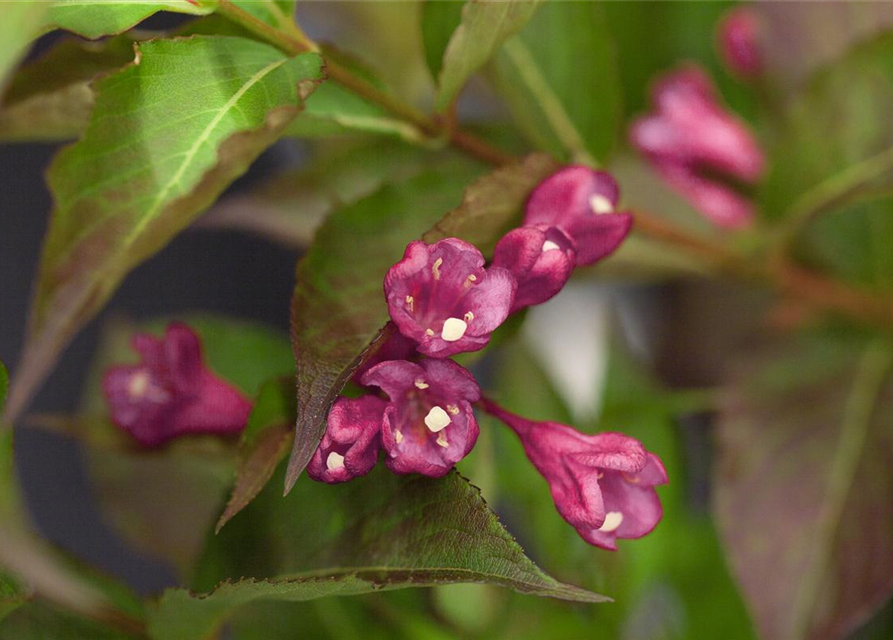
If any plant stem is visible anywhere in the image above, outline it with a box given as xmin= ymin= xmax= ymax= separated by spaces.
xmin=216 ymin=0 xmax=893 ymax=333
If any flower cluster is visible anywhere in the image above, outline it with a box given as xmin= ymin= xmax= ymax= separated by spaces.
xmin=307 ymin=166 xmax=667 ymax=550
xmin=630 ymin=64 xmax=764 ymax=229
xmin=103 ymin=323 xmax=252 ymax=447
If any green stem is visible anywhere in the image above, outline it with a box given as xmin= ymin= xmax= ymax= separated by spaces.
xmin=787 ymin=340 xmax=893 ymax=640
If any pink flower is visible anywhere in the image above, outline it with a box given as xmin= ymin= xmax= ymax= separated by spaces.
xmin=524 ymin=166 xmax=633 ymax=266
xmin=492 ymin=226 xmax=576 ymax=312
xmin=102 ymin=323 xmax=252 ymax=447
xmin=307 ymin=396 xmax=386 ymax=484
xmin=717 ymin=8 xmax=763 ymax=79
xmin=630 ymin=65 xmax=764 ymax=229
xmin=484 ymin=400 xmax=667 ymax=550
xmin=385 ymin=239 xmax=516 ymax=358
xmin=361 ymin=358 xmax=481 ymax=477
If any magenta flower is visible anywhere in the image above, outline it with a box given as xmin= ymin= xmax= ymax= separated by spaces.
xmin=361 ymin=358 xmax=481 ymax=477
xmin=717 ymin=8 xmax=763 ymax=79
xmin=524 ymin=166 xmax=633 ymax=267
xmin=307 ymin=396 xmax=386 ymax=484
xmin=484 ymin=400 xmax=667 ymax=550
xmin=384 ymin=238 xmax=516 ymax=358
xmin=102 ymin=323 xmax=252 ymax=448
xmin=493 ymin=226 xmax=576 ymax=312
xmin=630 ymin=65 xmax=764 ymax=229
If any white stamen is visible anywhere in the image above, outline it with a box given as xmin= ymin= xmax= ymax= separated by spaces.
xmin=436 ymin=433 xmax=449 ymax=448
xmin=589 ymin=194 xmax=614 ymax=215
xmin=598 ymin=511 xmax=624 ymax=533
xmin=622 ymin=472 xmax=641 ymax=485
xmin=542 ymin=240 xmax=561 ymax=252
xmin=441 ymin=317 xmax=468 ymax=342
xmin=446 ymin=404 xmax=460 ymax=415
xmin=414 ymin=379 xmax=429 ymax=389
xmin=432 ymin=257 xmax=443 ymax=280
xmin=405 ymin=295 xmax=414 ymax=311
xmin=395 ymin=430 xmax=403 ymax=444
xmin=326 ymin=452 xmax=345 ymax=471
xmin=464 ymin=311 xmax=474 ymax=323
xmin=464 ymin=274 xmax=477 ymax=288
xmin=127 ymin=371 xmax=151 ymax=399
xmin=426 ymin=328 xmax=435 ymax=337
xmin=424 ymin=406 xmax=451 ymax=432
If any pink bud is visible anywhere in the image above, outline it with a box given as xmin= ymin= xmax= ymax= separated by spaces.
xmin=484 ymin=400 xmax=667 ymax=550
xmin=718 ymin=8 xmax=763 ymax=79
xmin=307 ymin=396 xmax=386 ymax=484
xmin=492 ymin=226 xmax=576 ymax=312
xmin=102 ymin=324 xmax=252 ymax=447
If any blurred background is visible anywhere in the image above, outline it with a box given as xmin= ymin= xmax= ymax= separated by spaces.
xmin=3 ymin=2 xmax=893 ymax=639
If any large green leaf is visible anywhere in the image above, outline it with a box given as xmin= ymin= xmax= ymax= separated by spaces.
xmin=490 ymin=1 xmax=621 ymax=163
xmin=435 ymin=0 xmax=539 ymax=110
xmin=284 ymin=154 xmax=556 ymax=492
xmin=42 ymin=0 xmax=213 ymax=39
xmin=715 ymin=334 xmax=893 ymax=640
xmin=150 ymin=467 xmax=605 ymax=640
xmin=3 ymin=37 xmax=323 ymax=424
xmin=0 ymin=36 xmax=135 ymax=142
xmin=420 ymin=0 xmax=464 ymax=82
xmin=0 ymin=2 xmax=47 ymax=93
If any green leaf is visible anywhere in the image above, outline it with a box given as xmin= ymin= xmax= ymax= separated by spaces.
xmin=42 ymin=0 xmax=214 ymax=39
xmin=420 ymin=0 xmax=464 ymax=82
xmin=3 ymin=37 xmax=323 ymax=424
xmin=490 ymin=1 xmax=621 ymax=163
xmin=435 ymin=0 xmax=540 ymax=111
xmin=201 ymin=140 xmax=444 ymax=247
xmin=216 ymin=378 xmax=295 ymax=532
xmin=231 ymin=0 xmax=294 ymax=29
xmin=150 ymin=468 xmax=606 ymax=640
xmin=284 ymin=154 xmax=555 ymax=492
xmin=715 ymin=334 xmax=893 ymax=640
xmin=0 ymin=2 xmax=47 ymax=93
xmin=0 ymin=35 xmax=135 ymax=142
xmin=762 ymin=33 xmax=893 ymax=224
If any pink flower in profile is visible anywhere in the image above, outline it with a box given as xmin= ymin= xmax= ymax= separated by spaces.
xmin=524 ymin=166 xmax=633 ymax=266
xmin=493 ymin=226 xmax=576 ymax=312
xmin=717 ymin=7 xmax=763 ymax=79
xmin=630 ymin=65 xmax=764 ymax=229
xmin=307 ymin=396 xmax=386 ymax=484
xmin=361 ymin=358 xmax=481 ymax=477
xmin=385 ymin=239 xmax=516 ymax=358
xmin=102 ymin=323 xmax=252 ymax=447
xmin=483 ymin=400 xmax=667 ymax=550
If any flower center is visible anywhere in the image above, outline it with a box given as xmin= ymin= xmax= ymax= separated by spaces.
xmin=326 ymin=451 xmax=345 ymax=470
xmin=441 ymin=317 xmax=468 ymax=341
xmin=542 ymin=239 xmax=560 ymax=252
xmin=598 ymin=511 xmax=624 ymax=533
xmin=424 ymin=405 xmax=451 ymax=432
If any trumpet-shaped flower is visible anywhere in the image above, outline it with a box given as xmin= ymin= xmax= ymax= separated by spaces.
xmin=307 ymin=396 xmax=386 ymax=484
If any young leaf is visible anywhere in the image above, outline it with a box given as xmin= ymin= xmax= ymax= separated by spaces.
xmin=151 ymin=469 xmax=606 ymax=640
xmin=284 ymin=154 xmax=556 ymax=492
xmin=0 ymin=2 xmax=47 ymax=92
xmin=216 ymin=378 xmax=295 ymax=532
xmin=490 ymin=1 xmax=621 ymax=163
xmin=42 ymin=0 xmax=214 ymax=39
xmin=715 ymin=335 xmax=893 ymax=640
xmin=0 ymin=36 xmax=135 ymax=142
xmin=420 ymin=0 xmax=464 ymax=81
xmin=435 ymin=0 xmax=540 ymax=110
xmin=3 ymin=37 xmax=324 ymax=424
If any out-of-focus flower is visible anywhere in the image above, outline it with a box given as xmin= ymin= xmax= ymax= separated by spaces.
xmin=630 ymin=65 xmax=764 ymax=229
xmin=717 ymin=7 xmax=763 ymax=79
xmin=362 ymin=358 xmax=480 ymax=477
xmin=385 ymin=238 xmax=516 ymax=358
xmin=493 ymin=226 xmax=576 ymax=312
xmin=102 ymin=323 xmax=252 ymax=447
xmin=524 ymin=166 xmax=633 ymax=266
xmin=484 ymin=400 xmax=667 ymax=550
xmin=307 ymin=396 xmax=386 ymax=483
